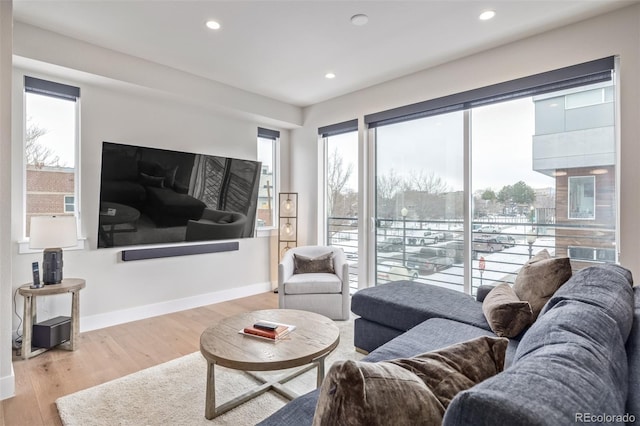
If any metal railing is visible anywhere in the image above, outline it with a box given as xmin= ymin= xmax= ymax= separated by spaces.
xmin=327 ymin=215 xmax=615 ymax=296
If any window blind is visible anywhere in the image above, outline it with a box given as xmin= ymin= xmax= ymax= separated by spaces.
xmin=365 ymin=56 xmax=614 ymax=128
xmin=318 ymin=119 xmax=358 ymax=137
xmin=24 ymin=76 xmax=80 ymax=101
xmin=258 ymin=127 xmax=280 ymax=140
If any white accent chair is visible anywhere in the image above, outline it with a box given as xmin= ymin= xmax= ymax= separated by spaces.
xmin=278 ymin=245 xmax=350 ymax=320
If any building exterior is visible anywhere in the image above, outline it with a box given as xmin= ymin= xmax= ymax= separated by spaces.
xmin=256 ymin=164 xmax=274 ymax=227
xmin=25 ymin=165 xmax=74 ymax=235
xmin=532 ymin=81 xmax=616 ymax=264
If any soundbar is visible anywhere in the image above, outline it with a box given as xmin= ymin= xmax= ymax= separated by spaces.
xmin=121 ymin=241 xmax=239 ymax=261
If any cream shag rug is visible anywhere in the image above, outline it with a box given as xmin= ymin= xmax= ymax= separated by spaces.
xmin=56 ymin=318 xmax=362 ymax=426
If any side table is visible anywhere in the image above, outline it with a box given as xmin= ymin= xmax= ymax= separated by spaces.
xmin=18 ymin=278 xmax=86 ymax=360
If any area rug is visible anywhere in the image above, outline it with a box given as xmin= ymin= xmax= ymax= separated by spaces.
xmin=56 ymin=318 xmax=362 ymax=426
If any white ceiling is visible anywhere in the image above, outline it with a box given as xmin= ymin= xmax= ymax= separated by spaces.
xmin=12 ymin=0 xmax=637 ymax=107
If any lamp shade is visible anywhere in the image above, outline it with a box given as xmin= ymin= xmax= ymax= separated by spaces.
xmin=30 ymin=216 xmax=78 ymax=249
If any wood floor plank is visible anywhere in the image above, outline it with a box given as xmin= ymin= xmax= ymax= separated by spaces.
xmin=2 ymin=291 xmax=278 ymax=426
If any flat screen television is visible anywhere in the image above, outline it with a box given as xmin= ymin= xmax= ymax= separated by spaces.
xmin=97 ymin=141 xmax=261 ymax=248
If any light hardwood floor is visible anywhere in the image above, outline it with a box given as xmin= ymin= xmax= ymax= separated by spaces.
xmin=2 ymin=291 xmax=278 ymax=426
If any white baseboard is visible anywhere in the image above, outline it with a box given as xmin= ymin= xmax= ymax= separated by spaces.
xmin=0 ymin=364 xmax=15 ymax=400
xmin=80 ymin=281 xmax=272 ymax=332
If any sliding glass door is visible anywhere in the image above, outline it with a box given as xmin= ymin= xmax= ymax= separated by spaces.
xmin=375 ymin=112 xmax=464 ymax=288
xmin=322 ymin=128 xmax=359 ymax=290
xmin=369 ymin=58 xmax=617 ymax=295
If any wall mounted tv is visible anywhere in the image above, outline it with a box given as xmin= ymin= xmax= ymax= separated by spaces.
xmin=97 ymin=141 xmax=261 ymax=249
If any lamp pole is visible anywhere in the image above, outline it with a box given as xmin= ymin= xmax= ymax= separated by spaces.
xmin=526 ymin=232 xmax=537 ymax=259
xmin=401 ymin=207 xmax=408 ymax=267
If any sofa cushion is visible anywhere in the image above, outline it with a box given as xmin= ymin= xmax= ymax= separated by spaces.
xmin=293 ymin=253 xmax=335 ymax=274
xmin=482 ymin=283 xmax=532 ymax=338
xmin=540 ymin=263 xmax=634 ymax=338
xmin=444 ymin=264 xmax=634 ymax=426
xmin=363 ymin=318 xmax=520 ymax=368
xmin=283 ymin=273 xmax=342 ymax=295
xmin=312 ymin=336 xmax=507 ymax=426
xmin=513 ymin=249 xmax=571 ymax=319
xmin=351 ymin=281 xmax=490 ymax=333
xmin=101 ymin=152 xmax=139 ymax=181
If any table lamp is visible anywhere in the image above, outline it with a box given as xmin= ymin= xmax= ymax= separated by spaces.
xmin=29 ymin=215 xmax=78 ymax=285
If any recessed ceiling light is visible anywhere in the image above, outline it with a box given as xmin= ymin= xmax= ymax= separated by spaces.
xmin=325 ymin=72 xmax=336 ymax=79
xmin=206 ymin=20 xmax=221 ymax=30
xmin=552 ymin=170 xmax=567 ymax=177
xmin=479 ymin=10 xmax=496 ymax=21
xmin=351 ymin=14 xmax=369 ymax=26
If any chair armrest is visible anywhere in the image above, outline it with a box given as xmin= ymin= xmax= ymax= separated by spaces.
xmin=278 ymin=253 xmax=295 ymax=287
xmin=332 ymin=249 xmax=349 ymax=288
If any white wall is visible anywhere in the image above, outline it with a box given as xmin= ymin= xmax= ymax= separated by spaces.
xmin=0 ymin=0 xmax=15 ymax=401
xmin=294 ymin=4 xmax=640 ymax=279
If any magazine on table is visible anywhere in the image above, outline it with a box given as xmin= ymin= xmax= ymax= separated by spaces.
xmin=240 ymin=320 xmax=296 ymax=341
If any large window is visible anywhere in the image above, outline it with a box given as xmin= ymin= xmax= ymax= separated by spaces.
xmin=375 ymin=112 xmax=463 ymax=289
xmin=320 ymin=120 xmax=358 ymax=289
xmin=24 ymin=76 xmax=79 ymax=238
xmin=257 ymin=127 xmax=279 ymax=229
xmin=568 ymin=176 xmax=595 ymax=219
xmin=366 ymin=57 xmax=617 ymax=294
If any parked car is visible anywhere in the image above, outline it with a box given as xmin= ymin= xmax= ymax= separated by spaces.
xmin=419 ymin=230 xmax=446 ymax=245
xmin=377 ymin=237 xmax=403 ymax=252
xmin=495 ymin=234 xmax=516 ymax=248
xmin=377 ymin=261 xmax=418 ymax=282
xmin=476 ymin=224 xmax=501 ymax=233
xmin=472 ymin=234 xmax=504 ymax=253
xmin=407 ymin=245 xmax=455 ymax=275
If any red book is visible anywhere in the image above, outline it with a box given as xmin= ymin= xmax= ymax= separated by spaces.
xmin=242 ymin=325 xmax=290 ymax=340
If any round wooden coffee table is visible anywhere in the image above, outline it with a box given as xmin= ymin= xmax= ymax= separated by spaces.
xmin=199 ymin=309 xmax=340 ymax=419
xmin=98 ymin=202 xmax=141 ymax=247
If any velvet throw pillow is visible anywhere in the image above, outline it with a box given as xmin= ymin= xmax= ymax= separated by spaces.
xmin=513 ymin=249 xmax=572 ymax=319
xmin=293 ymin=253 xmax=335 ymax=274
xmin=312 ymin=336 xmax=508 ymax=426
xmin=482 ymin=283 xmax=533 ymax=338
xmin=139 ymin=172 xmax=164 ymax=188
xmin=162 ymin=165 xmax=178 ymax=189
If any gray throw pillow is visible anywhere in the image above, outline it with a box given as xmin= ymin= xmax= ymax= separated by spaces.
xmin=293 ymin=253 xmax=335 ymax=274
xmin=513 ymin=249 xmax=572 ymax=319
xmin=312 ymin=336 xmax=508 ymax=426
xmin=483 ymin=283 xmax=533 ymax=337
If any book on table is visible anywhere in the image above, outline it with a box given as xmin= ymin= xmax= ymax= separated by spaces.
xmin=240 ymin=320 xmax=296 ymax=341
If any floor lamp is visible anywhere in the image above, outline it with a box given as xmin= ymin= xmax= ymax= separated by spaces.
xmin=278 ymin=193 xmax=298 ymax=259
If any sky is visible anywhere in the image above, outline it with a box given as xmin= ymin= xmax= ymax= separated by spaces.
xmin=329 ymin=96 xmax=554 ymax=195
xmin=26 ymin=92 xmax=76 ymax=167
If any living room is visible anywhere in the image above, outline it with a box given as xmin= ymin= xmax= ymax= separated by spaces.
xmin=1 ymin=1 xmax=640 ymax=424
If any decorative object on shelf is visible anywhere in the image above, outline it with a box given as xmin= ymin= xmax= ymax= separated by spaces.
xmin=29 ymin=215 xmax=77 ymax=284
xmin=278 ymin=192 xmax=298 ymax=259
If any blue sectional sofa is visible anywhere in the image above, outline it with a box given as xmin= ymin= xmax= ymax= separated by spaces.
xmin=259 ymin=264 xmax=639 ymax=425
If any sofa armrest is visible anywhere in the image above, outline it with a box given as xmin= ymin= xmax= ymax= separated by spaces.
xmin=174 ymin=183 xmax=188 ymax=194
xmin=476 ymin=284 xmax=497 ymax=302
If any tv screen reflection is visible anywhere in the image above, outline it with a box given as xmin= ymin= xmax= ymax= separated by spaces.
xmin=97 ymin=141 xmax=261 ymax=248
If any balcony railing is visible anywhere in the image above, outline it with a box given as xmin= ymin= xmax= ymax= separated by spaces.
xmin=327 ymin=215 xmax=615 ymax=296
